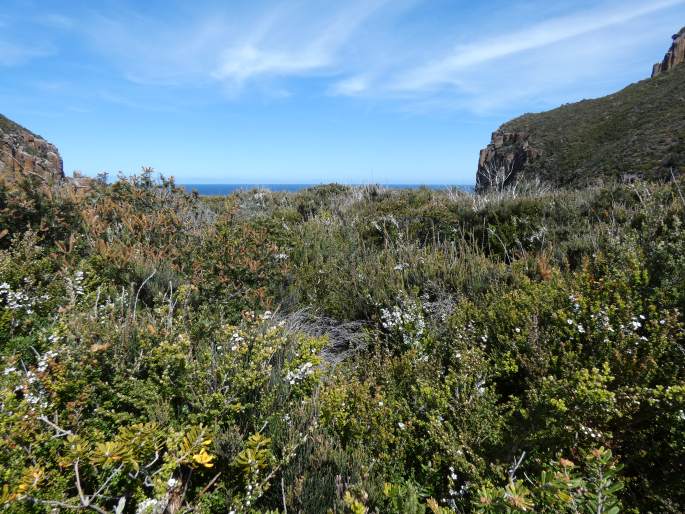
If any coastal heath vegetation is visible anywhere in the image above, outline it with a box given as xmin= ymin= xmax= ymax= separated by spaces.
xmin=1 ymin=168 xmax=684 ymax=513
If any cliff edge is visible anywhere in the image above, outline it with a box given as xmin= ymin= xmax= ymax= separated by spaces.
xmin=652 ymin=27 xmax=685 ymax=77
xmin=0 ymin=114 xmax=64 ymax=180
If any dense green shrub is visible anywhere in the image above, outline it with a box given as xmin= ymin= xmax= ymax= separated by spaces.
xmin=1 ymin=172 xmax=684 ymax=512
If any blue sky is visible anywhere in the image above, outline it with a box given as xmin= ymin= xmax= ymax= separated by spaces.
xmin=1 ymin=0 xmax=683 ymax=184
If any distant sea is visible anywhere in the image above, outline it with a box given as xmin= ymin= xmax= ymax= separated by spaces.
xmin=180 ymin=183 xmax=475 ymax=196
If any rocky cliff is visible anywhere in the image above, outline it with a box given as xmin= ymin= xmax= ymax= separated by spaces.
xmin=476 ymin=27 xmax=685 ymax=190
xmin=476 ymin=131 xmax=541 ymax=189
xmin=0 ymin=114 xmax=64 ymax=180
xmin=652 ymin=27 xmax=685 ymax=77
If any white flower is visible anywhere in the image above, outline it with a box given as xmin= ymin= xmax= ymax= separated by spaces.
xmin=167 ymin=478 xmax=178 ymax=488
xmin=284 ymin=361 xmax=315 ymax=385
xmin=567 ymin=319 xmax=573 ymax=325
xmin=380 ymin=296 xmax=426 ymax=348
xmin=577 ymin=324 xmax=585 ymax=334
xmin=136 ymin=498 xmax=158 ymax=514
xmin=514 ymin=327 xmax=521 ymax=333
xmin=580 ymin=424 xmax=602 ymax=440
xmin=398 ymin=422 xmax=406 ymax=430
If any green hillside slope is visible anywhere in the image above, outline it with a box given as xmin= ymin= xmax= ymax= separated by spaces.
xmin=478 ymin=59 xmax=685 ymax=187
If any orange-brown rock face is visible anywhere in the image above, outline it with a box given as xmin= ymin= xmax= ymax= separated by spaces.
xmin=652 ymin=27 xmax=685 ymax=77
xmin=0 ymin=114 xmax=64 ymax=180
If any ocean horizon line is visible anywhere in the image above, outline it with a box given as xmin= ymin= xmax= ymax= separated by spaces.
xmin=180 ymin=183 xmax=476 ymax=195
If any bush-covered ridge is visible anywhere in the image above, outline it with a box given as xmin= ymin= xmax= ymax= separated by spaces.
xmin=1 ymin=171 xmax=684 ymax=513
xmin=478 ymin=57 xmax=685 ymax=188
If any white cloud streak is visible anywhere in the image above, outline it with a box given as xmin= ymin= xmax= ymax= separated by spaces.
xmin=330 ymin=76 xmax=370 ymax=96
xmin=392 ymin=0 xmax=685 ymax=92
xmin=21 ymin=0 xmax=683 ymax=113
xmin=0 ymin=40 xmax=53 ymax=66
xmin=84 ymin=1 xmax=391 ymax=89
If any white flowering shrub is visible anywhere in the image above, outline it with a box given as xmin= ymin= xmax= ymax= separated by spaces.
xmin=380 ymin=295 xmax=426 ymax=350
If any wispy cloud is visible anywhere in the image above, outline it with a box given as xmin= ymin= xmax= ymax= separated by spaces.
xmin=37 ymin=13 xmax=75 ymax=30
xmin=0 ymin=9 xmax=61 ymax=67
xmin=330 ymin=76 xmax=371 ymax=96
xmin=213 ymin=1 xmax=389 ymax=85
xmin=0 ymin=40 xmax=54 ymax=66
xmin=15 ymin=0 xmax=683 ymax=114
xmin=83 ymin=1 xmax=392 ymax=90
xmin=391 ymin=0 xmax=685 ymax=92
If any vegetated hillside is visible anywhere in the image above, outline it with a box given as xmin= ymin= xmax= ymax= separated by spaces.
xmin=477 ymin=39 xmax=685 ymax=189
xmin=0 ymin=113 xmax=64 ymax=179
xmin=0 ymin=114 xmax=21 ymax=133
xmin=1 ymin=169 xmax=684 ymax=513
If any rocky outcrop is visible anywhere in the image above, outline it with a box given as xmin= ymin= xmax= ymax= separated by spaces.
xmin=476 ymin=130 xmax=541 ymax=191
xmin=652 ymin=27 xmax=685 ymax=77
xmin=0 ymin=114 xmax=64 ymax=180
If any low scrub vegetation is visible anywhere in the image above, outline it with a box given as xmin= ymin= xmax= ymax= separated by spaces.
xmin=1 ymin=169 xmax=684 ymax=513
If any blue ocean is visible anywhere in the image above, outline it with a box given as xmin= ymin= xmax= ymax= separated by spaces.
xmin=181 ymin=184 xmax=475 ymax=196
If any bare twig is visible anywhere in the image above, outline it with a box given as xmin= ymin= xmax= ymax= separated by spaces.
xmin=74 ymin=460 xmax=87 ymax=505
xmin=281 ymin=476 xmax=288 ymax=514
xmin=92 ymin=464 xmax=124 ymax=499
xmin=133 ymin=270 xmax=157 ymax=321
xmin=29 ymin=498 xmax=107 ymax=514
xmin=199 ymin=472 xmax=222 ymax=496
xmin=38 ymin=415 xmax=73 ymax=438
xmin=508 ymin=451 xmax=526 ymax=482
